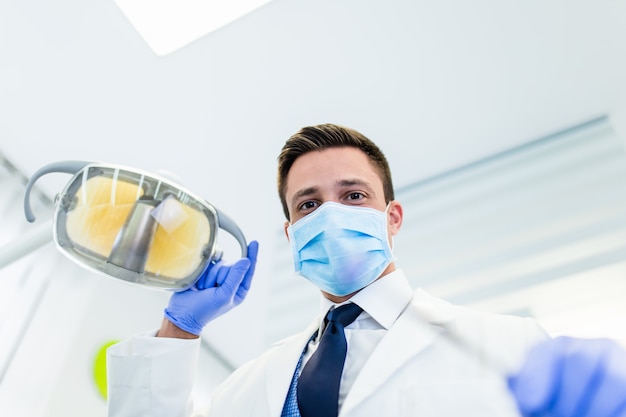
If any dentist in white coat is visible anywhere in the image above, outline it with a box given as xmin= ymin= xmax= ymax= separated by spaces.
xmin=107 ymin=124 xmax=626 ymax=417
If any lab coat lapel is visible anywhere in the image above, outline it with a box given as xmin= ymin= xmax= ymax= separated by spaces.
xmin=265 ymin=318 xmax=320 ymax=417
xmin=340 ymin=289 xmax=457 ymax=416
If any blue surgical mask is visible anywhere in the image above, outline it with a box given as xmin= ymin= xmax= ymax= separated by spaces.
xmin=287 ymin=201 xmax=395 ymax=296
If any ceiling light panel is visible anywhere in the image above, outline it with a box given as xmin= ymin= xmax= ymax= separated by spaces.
xmin=114 ymin=0 xmax=274 ymax=56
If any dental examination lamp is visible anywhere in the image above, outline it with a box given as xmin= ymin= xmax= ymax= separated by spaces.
xmin=21 ymin=161 xmax=248 ymax=291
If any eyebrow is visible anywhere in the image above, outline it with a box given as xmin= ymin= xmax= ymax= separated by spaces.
xmin=336 ymin=178 xmax=373 ymax=190
xmin=291 ymin=186 xmax=319 ymax=207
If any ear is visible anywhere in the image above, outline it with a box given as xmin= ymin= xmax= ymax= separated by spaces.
xmin=283 ymin=220 xmax=291 ymax=241
xmin=387 ymin=200 xmax=403 ymax=237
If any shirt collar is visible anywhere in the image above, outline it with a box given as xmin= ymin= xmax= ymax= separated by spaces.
xmin=318 ymin=269 xmax=413 ymax=333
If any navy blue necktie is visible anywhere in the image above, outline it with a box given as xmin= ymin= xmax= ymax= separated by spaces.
xmin=297 ymin=303 xmax=363 ymax=417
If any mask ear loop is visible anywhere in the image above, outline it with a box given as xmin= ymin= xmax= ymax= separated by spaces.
xmin=383 ymin=202 xmax=396 ymax=251
xmin=24 ymin=160 xmax=90 ymax=223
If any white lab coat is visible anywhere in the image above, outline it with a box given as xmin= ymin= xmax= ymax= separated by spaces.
xmin=107 ymin=289 xmax=548 ymax=417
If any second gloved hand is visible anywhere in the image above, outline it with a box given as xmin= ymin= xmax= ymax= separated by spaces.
xmin=508 ymin=336 xmax=626 ymax=417
xmin=164 ymin=240 xmax=259 ymax=336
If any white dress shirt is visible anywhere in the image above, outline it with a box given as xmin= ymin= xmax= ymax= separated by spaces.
xmin=300 ymin=269 xmax=414 ymax=410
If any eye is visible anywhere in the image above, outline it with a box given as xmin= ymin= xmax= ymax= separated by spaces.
xmin=298 ymin=200 xmax=319 ymax=212
xmin=346 ymin=192 xmax=365 ymax=202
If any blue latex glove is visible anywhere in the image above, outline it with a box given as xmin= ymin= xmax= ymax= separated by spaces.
xmin=164 ymin=240 xmax=259 ymax=335
xmin=508 ymin=336 xmax=626 ymax=417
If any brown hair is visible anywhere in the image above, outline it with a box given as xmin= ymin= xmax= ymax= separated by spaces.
xmin=277 ymin=123 xmax=394 ymax=220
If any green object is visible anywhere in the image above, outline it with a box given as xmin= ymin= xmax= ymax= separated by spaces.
xmin=93 ymin=340 xmax=119 ymax=400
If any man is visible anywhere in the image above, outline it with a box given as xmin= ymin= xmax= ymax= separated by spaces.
xmin=107 ymin=124 xmax=626 ymax=417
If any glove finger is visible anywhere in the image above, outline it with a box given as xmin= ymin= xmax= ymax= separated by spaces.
xmin=214 ymin=258 xmax=251 ymax=303
xmin=196 ymin=260 xmax=224 ymax=290
xmin=215 ymin=261 xmax=233 ymax=286
xmin=508 ymin=337 xmax=569 ymax=414
xmin=554 ymin=338 xmax=605 ymax=417
xmin=247 ymin=240 xmax=259 ymax=266
xmin=236 ymin=241 xmax=259 ymax=300
xmin=582 ymin=340 xmax=626 ymax=417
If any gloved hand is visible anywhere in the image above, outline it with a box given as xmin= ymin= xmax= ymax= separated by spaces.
xmin=164 ymin=240 xmax=259 ymax=336
xmin=508 ymin=336 xmax=626 ymax=417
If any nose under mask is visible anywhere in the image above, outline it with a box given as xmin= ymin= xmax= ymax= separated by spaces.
xmin=287 ymin=201 xmax=395 ymax=296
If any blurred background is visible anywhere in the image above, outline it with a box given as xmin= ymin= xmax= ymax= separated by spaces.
xmin=2 ymin=0 xmax=626 ymax=415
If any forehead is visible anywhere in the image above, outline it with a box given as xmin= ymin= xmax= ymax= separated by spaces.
xmin=284 ymin=147 xmax=383 ymax=196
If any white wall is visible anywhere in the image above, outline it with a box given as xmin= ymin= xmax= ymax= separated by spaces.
xmin=2 ymin=1 xmax=626 ymax=415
